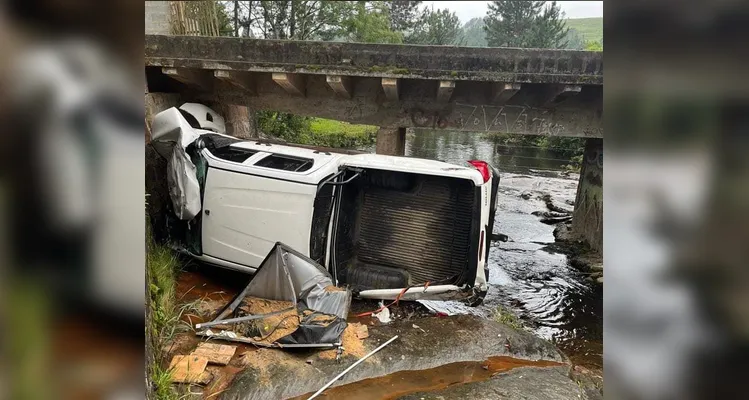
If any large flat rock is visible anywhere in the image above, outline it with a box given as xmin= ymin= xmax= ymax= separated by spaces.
xmin=221 ymin=315 xmax=565 ymax=400
xmin=398 ymin=366 xmax=602 ymax=400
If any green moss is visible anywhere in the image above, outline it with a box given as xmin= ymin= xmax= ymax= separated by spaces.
xmin=450 ymin=70 xmax=458 ymax=77
xmin=389 ymin=67 xmax=410 ymax=75
xmin=368 ymin=65 xmax=387 ymax=73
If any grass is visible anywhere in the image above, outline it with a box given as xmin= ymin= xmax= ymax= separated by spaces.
xmin=492 ymin=305 xmax=524 ymax=330
xmin=565 ymin=17 xmax=603 ymax=43
xmin=306 ymin=118 xmax=378 ymax=147
xmin=146 ymin=217 xmax=187 ymax=400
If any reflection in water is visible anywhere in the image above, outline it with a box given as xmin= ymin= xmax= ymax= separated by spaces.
xmin=363 ymin=129 xmax=602 ymax=370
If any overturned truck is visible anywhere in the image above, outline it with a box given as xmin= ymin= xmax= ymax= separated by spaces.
xmin=151 ymin=104 xmax=500 ymax=305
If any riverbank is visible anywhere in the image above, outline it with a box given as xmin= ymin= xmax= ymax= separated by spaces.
xmin=259 ymin=114 xmax=377 ymax=148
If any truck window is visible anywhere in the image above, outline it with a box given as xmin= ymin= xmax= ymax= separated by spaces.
xmin=208 ymin=146 xmax=257 ymax=163
xmin=255 ymin=154 xmax=313 ymax=172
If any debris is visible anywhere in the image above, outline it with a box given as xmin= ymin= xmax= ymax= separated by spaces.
xmin=354 ymin=324 xmax=369 ymax=339
xmin=307 ymin=335 xmax=399 ymax=400
xmin=196 ymin=243 xmax=351 ymax=349
xmin=306 ymin=359 xmax=314 ymax=365
xmin=412 ymin=324 xmax=426 ymax=333
xmin=318 ymin=323 xmax=367 ymax=360
xmin=191 ymin=342 xmax=237 ymax=366
xmin=372 ymin=306 xmax=392 ymax=324
xmin=168 ymin=355 xmax=211 ymax=385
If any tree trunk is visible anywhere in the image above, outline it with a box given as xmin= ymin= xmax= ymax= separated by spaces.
xmin=234 ymin=1 xmax=239 ymax=36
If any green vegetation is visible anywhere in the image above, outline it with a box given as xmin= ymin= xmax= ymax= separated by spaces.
xmin=484 ymin=1 xmax=568 ymax=49
xmin=460 ymin=17 xmax=488 ymax=47
xmin=258 ymin=112 xmax=377 ymax=148
xmin=308 ymin=118 xmax=378 ymax=147
xmin=564 ymin=17 xmax=603 ymax=44
xmin=492 ymin=305 xmax=523 ymax=330
xmin=483 ymin=132 xmax=585 ymax=170
xmin=458 ymin=16 xmax=602 ymax=51
xmin=406 ymin=6 xmax=464 ymax=45
xmin=146 ymin=217 xmax=187 ymax=399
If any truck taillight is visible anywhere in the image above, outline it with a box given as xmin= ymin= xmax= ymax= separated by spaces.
xmin=468 ymin=160 xmax=490 ymax=183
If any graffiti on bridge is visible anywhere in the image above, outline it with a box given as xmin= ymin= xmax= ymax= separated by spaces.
xmin=452 ymin=103 xmax=567 ymax=135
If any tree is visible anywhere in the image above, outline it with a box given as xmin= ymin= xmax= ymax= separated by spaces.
xmin=389 ymin=0 xmax=422 ymax=32
xmin=407 ymin=7 xmax=463 ymax=45
xmin=484 ymin=1 xmax=569 ymax=49
xmin=460 ymin=17 xmax=488 ymax=47
xmin=564 ymin=28 xmax=585 ymax=50
xmin=339 ymin=1 xmax=403 ymax=43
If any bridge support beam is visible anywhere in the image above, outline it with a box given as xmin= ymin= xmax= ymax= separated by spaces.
xmin=375 ymin=127 xmax=406 ymax=156
xmin=572 ymin=138 xmax=603 ymax=252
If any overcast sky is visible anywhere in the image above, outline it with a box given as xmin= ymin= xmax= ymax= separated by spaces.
xmin=422 ymin=1 xmax=603 ymax=24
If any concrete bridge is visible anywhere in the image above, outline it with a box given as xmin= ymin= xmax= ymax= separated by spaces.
xmin=144 ymin=34 xmax=602 ymax=252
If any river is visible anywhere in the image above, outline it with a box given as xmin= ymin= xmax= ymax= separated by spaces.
xmin=361 ymin=129 xmax=603 ymax=371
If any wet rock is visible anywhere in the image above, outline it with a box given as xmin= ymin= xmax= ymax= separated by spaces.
xmin=541 ymin=193 xmax=573 ymax=214
xmin=222 ymin=315 xmax=564 ymax=400
xmin=397 ymin=366 xmax=593 ymax=400
xmin=520 ymin=192 xmax=533 ymax=200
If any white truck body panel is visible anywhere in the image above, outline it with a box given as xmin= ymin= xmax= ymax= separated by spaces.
xmin=201 ymin=167 xmax=318 ymax=267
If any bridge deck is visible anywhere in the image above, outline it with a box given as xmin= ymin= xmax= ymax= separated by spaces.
xmin=145 ymin=35 xmax=602 ymax=138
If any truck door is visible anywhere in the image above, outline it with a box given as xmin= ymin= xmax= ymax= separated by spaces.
xmin=200 ymin=162 xmax=318 ymax=268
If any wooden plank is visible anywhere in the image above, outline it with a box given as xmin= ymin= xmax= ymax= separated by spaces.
xmin=191 ymin=342 xmax=237 ymax=366
xmin=355 ymin=324 xmax=369 ymax=340
xmin=168 ymin=355 xmax=210 ymax=384
xmin=326 ymin=75 xmax=353 ymax=98
xmin=436 ymin=80 xmax=455 ymax=103
xmin=214 ymin=70 xmax=256 ymax=94
xmin=161 ymin=67 xmax=212 ymax=89
xmin=542 ymin=84 xmax=581 ymax=108
xmin=491 ymin=82 xmax=521 ymax=104
xmin=381 ymin=78 xmax=399 ymax=101
xmin=272 ymin=72 xmax=306 ymax=96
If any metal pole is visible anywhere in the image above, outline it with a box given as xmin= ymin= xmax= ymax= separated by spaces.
xmin=307 ymin=335 xmax=399 ymax=400
xmin=195 ymin=307 xmax=296 ymax=329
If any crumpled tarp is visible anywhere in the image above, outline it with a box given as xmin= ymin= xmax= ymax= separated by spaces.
xmin=242 ymin=242 xmax=351 ymax=319
xmin=150 ymin=107 xmax=204 ymax=220
xmin=205 ymin=242 xmax=352 ymax=347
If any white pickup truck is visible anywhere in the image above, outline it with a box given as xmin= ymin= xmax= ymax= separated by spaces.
xmin=152 ymin=104 xmax=500 ymax=305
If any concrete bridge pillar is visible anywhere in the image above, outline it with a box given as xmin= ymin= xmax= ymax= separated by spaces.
xmin=219 ymin=103 xmax=256 ymax=139
xmin=572 ymin=138 xmax=603 ymax=252
xmin=375 ymin=127 xmax=406 ymax=156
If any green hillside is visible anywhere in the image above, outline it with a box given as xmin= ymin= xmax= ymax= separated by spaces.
xmin=565 ymin=17 xmax=603 ymax=43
